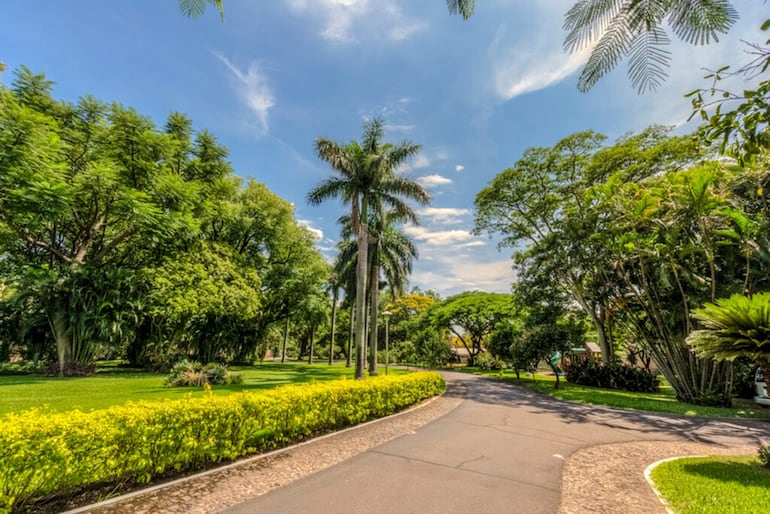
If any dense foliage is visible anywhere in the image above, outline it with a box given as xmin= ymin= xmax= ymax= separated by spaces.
xmin=0 ymin=67 xmax=328 ymax=372
xmin=0 ymin=371 xmax=444 ymax=512
xmin=564 ymin=359 xmax=659 ymax=393
xmin=475 ymin=126 xmax=770 ymax=405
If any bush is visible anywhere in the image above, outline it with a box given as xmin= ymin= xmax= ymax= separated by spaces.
xmin=0 ymin=361 xmax=46 ymax=376
xmin=564 ymin=359 xmax=659 ymax=392
xmin=164 ymin=359 xmax=243 ymax=387
xmin=475 ymin=351 xmax=506 ymax=371
xmin=759 ymin=438 xmax=770 ymax=468
xmin=43 ymin=362 xmax=96 ymax=377
xmin=0 ymin=372 xmax=444 ymax=512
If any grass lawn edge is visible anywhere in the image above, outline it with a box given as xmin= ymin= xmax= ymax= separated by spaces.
xmin=644 ymin=455 xmax=707 ymax=514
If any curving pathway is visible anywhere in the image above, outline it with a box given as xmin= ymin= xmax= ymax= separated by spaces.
xmin=225 ymin=371 xmax=767 ymax=514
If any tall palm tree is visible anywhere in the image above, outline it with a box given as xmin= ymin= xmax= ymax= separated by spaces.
xmin=326 ymin=271 xmax=340 ymax=365
xmin=308 ymin=118 xmax=429 ymax=379
xmin=338 ymin=209 xmax=420 ymax=375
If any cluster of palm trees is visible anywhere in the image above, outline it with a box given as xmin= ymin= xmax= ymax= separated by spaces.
xmin=308 ymin=119 xmax=430 ymax=379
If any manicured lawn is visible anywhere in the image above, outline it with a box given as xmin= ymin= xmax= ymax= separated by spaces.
xmin=0 ymin=362 xmax=403 ymax=416
xmin=459 ymin=368 xmax=770 ymax=420
xmin=650 ymin=455 xmax=770 ymax=513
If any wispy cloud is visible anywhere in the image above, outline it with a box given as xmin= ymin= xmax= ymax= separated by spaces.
xmin=417 ymin=207 xmax=470 ymax=224
xmin=284 ymin=0 xmax=426 ymax=43
xmin=455 ymin=164 xmax=464 ymax=172
xmin=416 ymin=174 xmax=452 ymax=188
xmin=410 ymin=256 xmax=514 ymax=296
xmin=216 ymin=54 xmax=274 ymax=134
xmin=487 ymin=18 xmax=590 ymax=101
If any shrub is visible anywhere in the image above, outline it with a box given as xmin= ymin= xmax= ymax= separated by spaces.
xmin=0 ymin=361 xmax=46 ymax=376
xmin=564 ymin=359 xmax=659 ymax=392
xmin=43 ymin=362 xmax=96 ymax=377
xmin=475 ymin=351 xmax=506 ymax=371
xmin=0 ymin=372 xmax=444 ymax=512
xmin=164 ymin=359 xmax=243 ymax=387
xmin=760 ymin=438 xmax=770 ymax=468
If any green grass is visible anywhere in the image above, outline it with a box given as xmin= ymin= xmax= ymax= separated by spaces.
xmin=650 ymin=455 xmax=770 ymax=513
xmin=0 ymin=362 xmax=404 ymax=416
xmin=459 ymin=367 xmax=770 ymax=420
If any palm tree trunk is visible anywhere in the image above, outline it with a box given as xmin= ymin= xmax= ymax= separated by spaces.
xmin=346 ymin=308 xmax=354 ymax=367
xmin=354 ymin=227 xmax=369 ymax=379
xmin=368 ymin=254 xmax=380 ymax=376
xmin=329 ymin=288 xmax=338 ymax=365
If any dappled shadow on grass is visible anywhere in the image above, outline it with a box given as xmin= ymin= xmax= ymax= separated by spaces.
xmin=440 ymin=371 xmax=770 ymax=447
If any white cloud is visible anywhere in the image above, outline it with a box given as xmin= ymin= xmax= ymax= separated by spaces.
xmin=297 ymin=219 xmax=324 ymax=240
xmin=417 ymin=207 xmax=470 ymax=224
xmin=412 ymin=154 xmax=431 ymax=169
xmin=416 ymin=174 xmax=452 ymax=188
xmin=284 ymin=0 xmax=426 ymax=43
xmin=458 ymin=241 xmax=486 ymax=248
xmin=410 ymin=257 xmax=514 ymax=296
xmin=455 ymin=164 xmax=464 ymax=172
xmin=403 ymin=224 xmax=474 ymax=246
xmin=216 ymin=54 xmax=274 ymax=134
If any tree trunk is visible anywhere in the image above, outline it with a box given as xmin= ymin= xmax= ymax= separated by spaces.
xmin=591 ymin=305 xmax=612 ymax=364
xmin=367 ymin=256 xmax=379 ymax=376
xmin=308 ymin=326 xmax=315 ymax=365
xmin=354 ymin=227 xmax=369 ymax=379
xmin=346 ymin=308 xmax=354 ymax=368
xmin=329 ymin=288 xmax=338 ymax=365
xmin=281 ymin=317 xmax=290 ymax=363
xmin=50 ymin=306 xmax=72 ymax=376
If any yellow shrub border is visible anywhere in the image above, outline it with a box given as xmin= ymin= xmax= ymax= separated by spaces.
xmin=0 ymin=372 xmax=444 ymax=512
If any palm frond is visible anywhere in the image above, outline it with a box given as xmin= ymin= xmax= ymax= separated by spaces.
xmin=667 ymin=0 xmax=738 ymax=45
xmin=179 ymin=0 xmax=224 ymax=20
xmin=307 ymin=177 xmax=351 ymax=206
xmin=563 ymin=0 xmax=626 ymax=52
xmin=446 ymin=0 xmax=476 ymax=20
xmin=627 ymin=27 xmax=672 ymax=93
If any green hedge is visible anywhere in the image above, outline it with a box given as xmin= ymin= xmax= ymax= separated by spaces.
xmin=0 ymin=372 xmax=444 ymax=512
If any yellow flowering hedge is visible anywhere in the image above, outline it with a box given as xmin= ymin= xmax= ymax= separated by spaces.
xmin=0 ymin=372 xmax=443 ymax=512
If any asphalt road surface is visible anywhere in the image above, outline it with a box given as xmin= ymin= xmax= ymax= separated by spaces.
xmin=225 ymin=371 xmax=766 ymax=514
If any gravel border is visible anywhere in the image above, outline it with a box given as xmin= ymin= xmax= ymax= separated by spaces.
xmin=557 ymin=441 xmax=755 ymax=514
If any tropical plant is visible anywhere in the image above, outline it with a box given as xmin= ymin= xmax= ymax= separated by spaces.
xmin=308 ymin=118 xmax=429 ymax=378
xmin=687 ymin=293 xmax=770 ymax=381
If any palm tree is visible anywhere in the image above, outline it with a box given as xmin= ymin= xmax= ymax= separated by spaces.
xmin=687 ymin=292 xmax=770 ymax=381
xmin=338 ymin=210 xmax=420 ymax=375
xmin=326 ymin=271 xmax=340 ymax=365
xmin=308 ymin=118 xmax=429 ymax=379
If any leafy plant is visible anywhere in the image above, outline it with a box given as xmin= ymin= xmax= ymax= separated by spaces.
xmin=164 ymin=359 xmax=243 ymax=387
xmin=759 ymin=438 xmax=770 ymax=468
xmin=474 ymin=351 xmax=506 ymax=371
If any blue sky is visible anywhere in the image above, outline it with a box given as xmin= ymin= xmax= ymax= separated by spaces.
xmin=2 ymin=0 xmax=766 ymax=296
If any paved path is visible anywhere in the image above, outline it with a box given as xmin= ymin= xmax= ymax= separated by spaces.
xmin=225 ymin=372 xmax=767 ymax=514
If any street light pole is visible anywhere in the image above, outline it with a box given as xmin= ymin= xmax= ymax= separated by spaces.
xmin=382 ymin=310 xmax=392 ymax=375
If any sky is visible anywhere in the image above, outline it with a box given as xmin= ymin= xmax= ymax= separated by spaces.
xmin=1 ymin=0 xmax=766 ymax=297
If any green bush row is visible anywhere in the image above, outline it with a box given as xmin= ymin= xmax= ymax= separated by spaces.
xmin=0 ymin=372 xmax=444 ymax=512
xmin=564 ymin=359 xmax=659 ymax=392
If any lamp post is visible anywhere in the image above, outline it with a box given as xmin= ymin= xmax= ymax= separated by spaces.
xmin=382 ymin=310 xmax=392 ymax=375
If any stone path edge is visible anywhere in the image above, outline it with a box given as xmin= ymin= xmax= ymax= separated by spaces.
xmin=60 ymin=389 xmax=455 ymax=514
